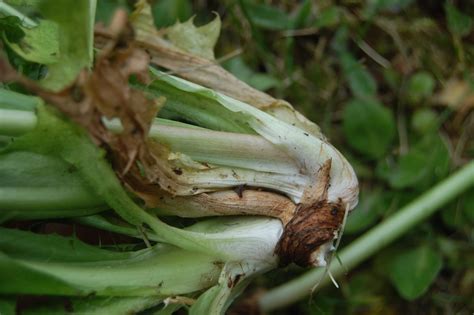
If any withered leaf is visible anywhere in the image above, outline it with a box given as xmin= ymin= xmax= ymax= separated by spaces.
xmin=0 ymin=12 xmax=191 ymax=201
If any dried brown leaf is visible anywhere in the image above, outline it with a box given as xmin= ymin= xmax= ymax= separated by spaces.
xmin=0 ymin=11 xmax=191 ymax=198
xmin=434 ymin=78 xmax=474 ymax=111
xmin=152 ymin=189 xmax=297 ymax=225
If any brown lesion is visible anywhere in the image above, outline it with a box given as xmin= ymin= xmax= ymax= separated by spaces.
xmin=275 ymin=199 xmax=344 ymax=267
xmin=150 ymin=189 xmax=297 ymax=224
xmin=275 ymin=160 xmax=345 ymax=267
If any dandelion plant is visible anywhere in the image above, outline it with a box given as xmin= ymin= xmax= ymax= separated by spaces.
xmin=0 ymin=1 xmax=358 ymax=314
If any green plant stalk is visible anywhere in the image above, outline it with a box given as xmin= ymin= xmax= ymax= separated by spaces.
xmin=0 ymin=200 xmax=105 ymax=223
xmin=147 ymin=123 xmax=298 ymax=174
xmin=0 ymin=108 xmax=297 ymax=174
xmin=0 ymin=89 xmax=39 ymax=110
xmin=0 ymin=187 xmax=104 ymax=211
xmin=259 ymin=161 xmax=474 ymax=312
xmin=0 ymin=108 xmax=37 ymax=136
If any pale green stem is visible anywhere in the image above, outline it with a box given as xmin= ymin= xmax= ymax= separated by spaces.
xmin=0 ymin=109 xmax=37 ymax=136
xmin=0 ymin=108 xmax=298 ymax=174
xmin=0 ymin=186 xmax=106 ymax=219
xmin=106 ymin=118 xmax=298 ymax=174
xmin=0 ymin=88 xmax=39 ymax=110
xmin=259 ymin=161 xmax=474 ymax=312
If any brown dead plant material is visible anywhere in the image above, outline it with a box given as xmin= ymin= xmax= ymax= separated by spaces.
xmin=154 ymin=189 xmax=297 ymax=225
xmin=0 ymin=10 xmax=191 ymax=198
xmin=95 ymin=2 xmax=296 ymax=112
xmin=275 ymin=160 xmax=345 ymax=266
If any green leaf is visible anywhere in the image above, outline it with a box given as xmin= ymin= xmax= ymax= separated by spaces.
xmin=411 ymin=109 xmax=438 ymax=134
xmin=290 ymin=0 xmax=312 ymax=29
xmin=388 ymin=150 xmax=426 ymax=187
xmin=0 ymin=151 xmax=104 ymax=219
xmin=248 ymin=73 xmax=279 ymax=91
xmin=343 ymin=98 xmax=396 ymax=159
xmin=38 ymin=0 xmax=96 ymax=90
xmin=0 ymin=298 xmax=15 ymax=315
xmin=0 ymin=246 xmax=220 ymax=296
xmin=406 ymin=71 xmax=436 ymax=103
xmin=4 ymin=20 xmax=59 ymax=64
xmin=153 ymin=303 xmax=183 ymax=315
xmin=330 ymin=25 xmax=349 ymax=53
xmin=149 ymin=77 xmax=254 ymax=133
xmin=388 ymin=245 xmax=443 ymax=300
xmin=445 ymin=2 xmax=473 ymax=37
xmin=383 ymin=67 xmax=401 ymax=90
xmin=151 ymin=0 xmax=192 ymax=28
xmin=20 ymin=296 xmax=163 ymax=315
xmin=0 ymin=227 xmax=130 ymax=262
xmin=2 ymin=47 xmax=45 ymax=80
xmin=339 ymin=52 xmax=377 ymax=98
xmin=0 ymin=88 xmax=40 ymax=111
xmin=346 ymin=272 xmax=386 ymax=308
xmin=0 ymin=15 xmax=25 ymax=43
xmin=0 ymin=252 xmax=80 ymax=295
xmin=0 ymin=228 xmax=221 ymax=296
xmin=0 ymin=1 xmax=38 ymax=29
xmin=373 ymin=245 xmax=405 ymax=276
xmin=223 ymin=57 xmax=278 ymax=91
xmin=441 ymin=202 xmax=465 ymax=229
xmin=345 ymin=190 xmax=384 ymax=234
xmin=363 ymin=0 xmax=415 ymax=17
xmin=441 ymin=188 xmax=474 ymax=229
xmin=239 ymin=0 xmax=292 ymax=31
xmin=388 ymin=133 xmax=450 ymax=189
xmin=167 ymin=15 xmax=221 ymax=60
xmin=314 ymin=6 xmax=341 ymax=29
